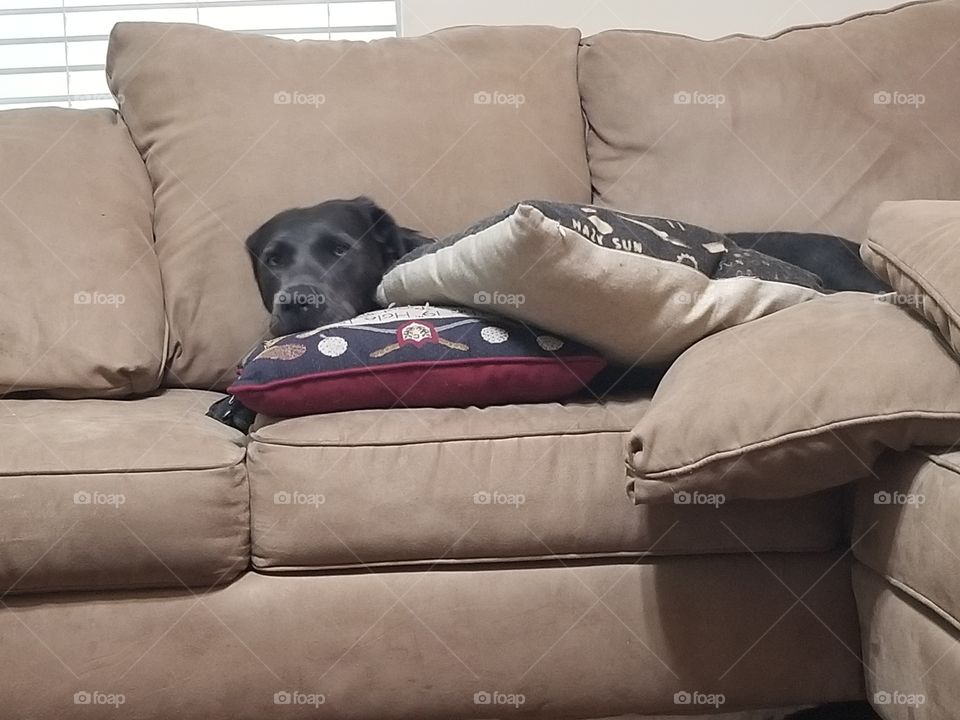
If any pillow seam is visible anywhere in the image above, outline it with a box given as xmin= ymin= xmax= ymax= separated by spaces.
xmin=636 ymin=409 xmax=960 ymax=479
xmin=865 ymin=239 xmax=960 ymax=331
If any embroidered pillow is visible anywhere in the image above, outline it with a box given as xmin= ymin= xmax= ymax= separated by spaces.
xmin=228 ymin=305 xmax=605 ymax=416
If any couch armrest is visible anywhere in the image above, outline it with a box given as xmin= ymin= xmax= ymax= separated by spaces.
xmin=852 ymin=448 xmax=960 ymax=631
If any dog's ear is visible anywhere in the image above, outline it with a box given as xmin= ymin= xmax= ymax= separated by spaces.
xmin=352 ymin=196 xmax=433 ymax=263
xmin=245 ymin=224 xmax=276 ymax=311
xmin=391 ymin=226 xmax=433 ymax=263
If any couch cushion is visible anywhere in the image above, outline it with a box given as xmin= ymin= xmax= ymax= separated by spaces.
xmin=853 ymin=564 xmax=958 ymax=719
xmin=247 ymin=395 xmax=844 ymax=570
xmin=626 ymin=293 xmax=960 ymax=503
xmin=862 ymin=200 xmax=960 ymax=358
xmin=0 ymin=108 xmax=164 ymax=397
xmin=579 ymin=0 xmax=960 ymax=240
xmin=853 ymin=448 xmax=960 ymax=631
xmin=0 ymin=390 xmax=248 ymax=594
xmin=378 ymin=201 xmax=822 ymax=367
xmin=106 ymin=22 xmax=590 ymax=389
xmin=0 ymin=557 xmax=862 ymax=718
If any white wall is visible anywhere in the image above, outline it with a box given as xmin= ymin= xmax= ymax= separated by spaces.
xmin=400 ymin=0 xmax=906 ymax=39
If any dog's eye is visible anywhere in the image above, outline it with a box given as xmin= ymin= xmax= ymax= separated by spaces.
xmin=264 ymin=255 xmax=281 ymax=268
xmin=333 ymin=243 xmax=350 ymax=257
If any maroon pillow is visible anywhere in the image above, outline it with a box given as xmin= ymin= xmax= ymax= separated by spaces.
xmin=228 ymin=306 xmax=605 ymax=416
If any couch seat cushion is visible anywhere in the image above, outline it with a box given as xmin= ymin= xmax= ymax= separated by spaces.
xmin=853 ymin=449 xmax=960 ymax=631
xmin=0 ymin=557 xmax=862 ymax=718
xmin=248 ymin=395 xmax=844 ymax=570
xmin=0 ymin=390 xmax=249 ymax=594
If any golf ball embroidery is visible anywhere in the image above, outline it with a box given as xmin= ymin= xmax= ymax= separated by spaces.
xmin=317 ymin=336 xmax=348 ymax=358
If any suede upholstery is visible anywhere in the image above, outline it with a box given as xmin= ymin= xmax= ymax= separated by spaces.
xmin=3 ymin=3 xmax=960 ymax=718
xmin=854 ymin=449 xmax=960 ymax=633
xmin=249 ymin=397 xmax=844 ymax=570
xmin=579 ymin=0 xmax=960 ymax=240
xmin=0 ymin=109 xmax=164 ymax=396
xmin=0 ymin=391 xmax=248 ymax=594
xmin=854 ymin=565 xmax=960 ymax=720
xmin=106 ymin=22 xmax=590 ymax=389
xmin=0 ymin=559 xmax=861 ymax=719
xmin=626 ymin=293 xmax=960 ymax=502
xmin=862 ymin=200 xmax=960 ymax=358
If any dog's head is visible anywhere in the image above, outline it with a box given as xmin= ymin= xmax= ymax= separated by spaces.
xmin=246 ymin=197 xmax=430 ymax=337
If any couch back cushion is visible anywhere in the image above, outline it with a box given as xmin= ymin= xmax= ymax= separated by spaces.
xmin=0 ymin=109 xmax=164 ymax=397
xmin=579 ymin=0 xmax=960 ymax=240
xmin=106 ymin=22 xmax=590 ymax=389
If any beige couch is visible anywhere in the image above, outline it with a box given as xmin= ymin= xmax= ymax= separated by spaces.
xmin=2 ymin=1 xmax=959 ymax=718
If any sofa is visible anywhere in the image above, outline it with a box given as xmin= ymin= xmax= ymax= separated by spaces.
xmin=2 ymin=1 xmax=959 ymax=718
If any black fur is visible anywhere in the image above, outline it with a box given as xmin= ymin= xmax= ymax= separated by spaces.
xmin=207 ymin=197 xmax=430 ymax=431
xmin=728 ymin=232 xmax=890 ymax=293
xmin=246 ymin=196 xmax=431 ymax=337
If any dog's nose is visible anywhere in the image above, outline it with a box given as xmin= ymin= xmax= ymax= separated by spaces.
xmin=275 ymin=285 xmax=325 ymax=314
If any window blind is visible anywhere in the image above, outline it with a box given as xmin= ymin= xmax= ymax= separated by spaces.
xmin=0 ymin=0 xmax=397 ymax=108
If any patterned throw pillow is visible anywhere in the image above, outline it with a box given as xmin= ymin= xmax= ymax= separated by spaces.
xmin=377 ymin=201 xmax=825 ymax=366
xmin=228 ymin=305 xmax=605 ymax=417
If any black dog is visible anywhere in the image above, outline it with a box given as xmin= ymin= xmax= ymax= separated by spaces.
xmin=211 ymin=208 xmax=886 ymax=429
xmin=247 ymin=196 xmax=431 ymax=336
xmin=595 ymin=230 xmax=889 ymax=398
xmin=728 ymin=231 xmax=890 ymax=293
xmin=207 ymin=197 xmax=430 ymax=431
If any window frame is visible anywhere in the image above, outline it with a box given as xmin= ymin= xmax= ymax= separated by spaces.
xmin=0 ymin=0 xmax=399 ymax=108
